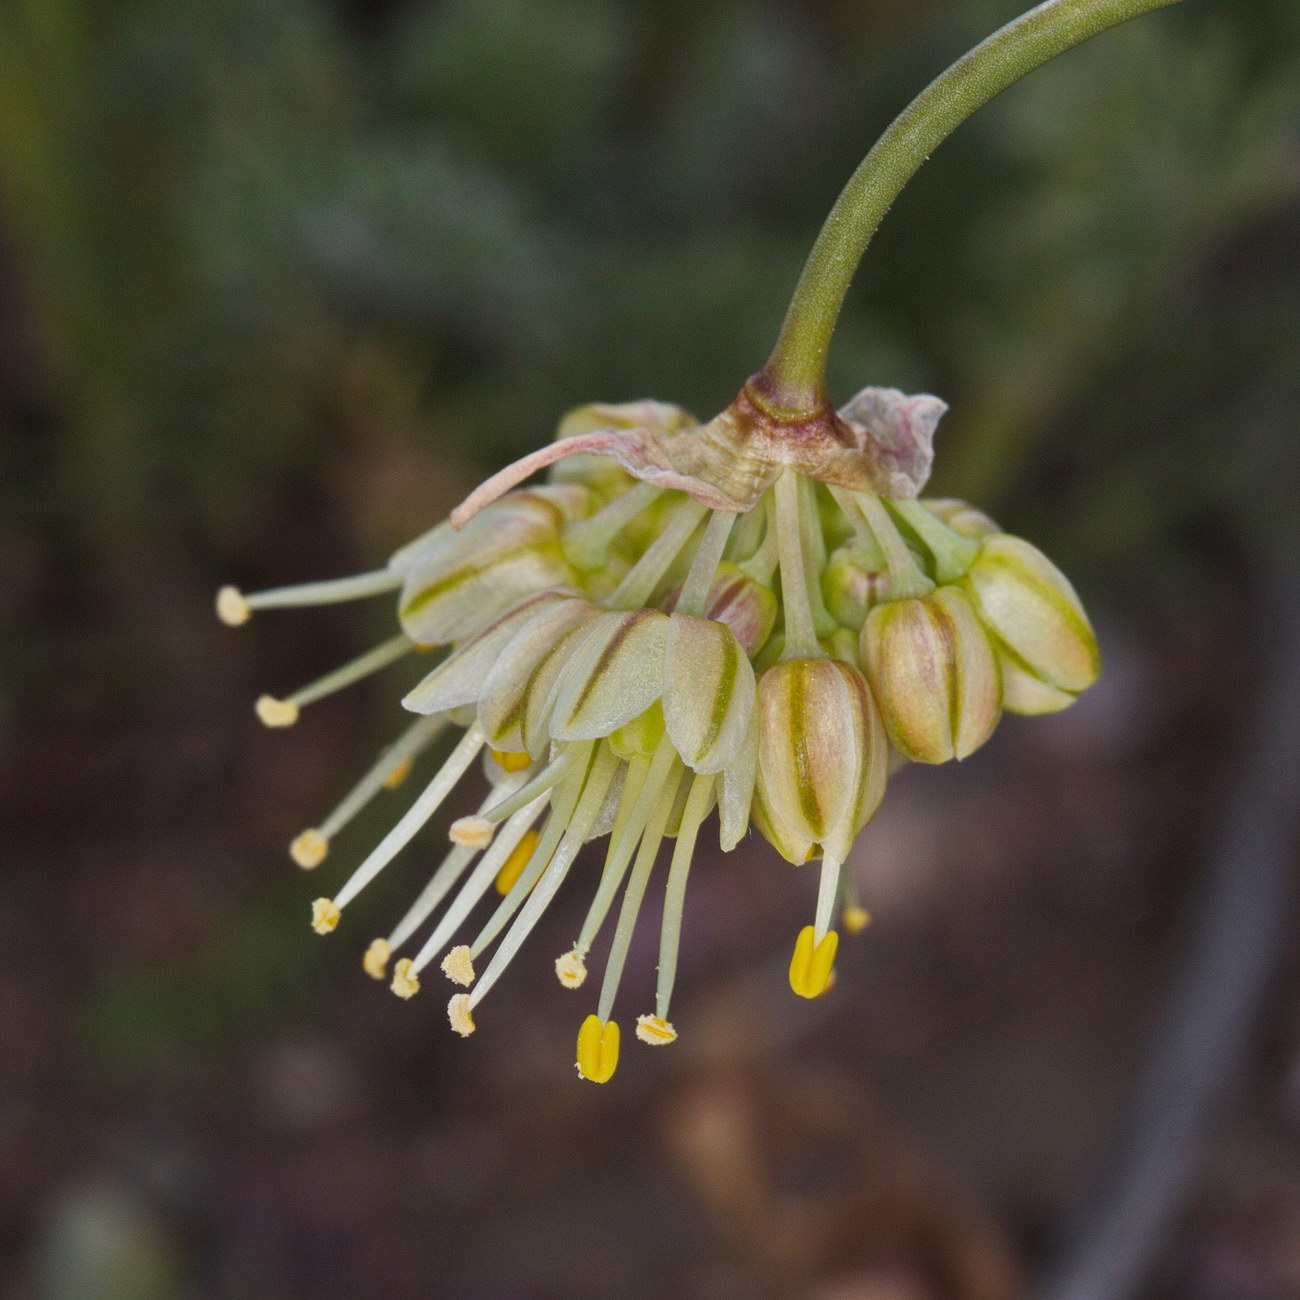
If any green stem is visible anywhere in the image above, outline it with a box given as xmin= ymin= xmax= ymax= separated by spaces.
xmin=755 ymin=0 xmax=1185 ymax=418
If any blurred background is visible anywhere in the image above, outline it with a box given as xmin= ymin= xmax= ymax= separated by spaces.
xmin=2 ymin=0 xmax=1299 ymax=1296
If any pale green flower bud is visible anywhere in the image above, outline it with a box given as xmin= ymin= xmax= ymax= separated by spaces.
xmin=861 ymin=586 xmax=1001 ymax=763
xmin=391 ymin=487 xmax=596 ymax=646
xmin=662 ymin=615 xmax=756 ymax=774
xmin=698 ymin=563 xmax=778 ymax=658
xmin=753 ymin=659 xmax=887 ymax=864
xmin=963 ymin=535 xmax=1100 ymax=702
xmin=823 ymin=543 xmax=889 ymax=628
xmin=922 ymin=497 xmax=1000 ymax=539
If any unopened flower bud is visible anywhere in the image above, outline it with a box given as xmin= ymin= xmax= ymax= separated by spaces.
xmin=923 ymin=498 xmax=1000 ymax=539
xmin=861 ymin=586 xmax=1000 ymax=763
xmin=963 ymin=536 xmax=1100 ymax=704
xmin=699 ymin=563 xmax=778 ymax=657
xmin=823 ymin=544 xmax=889 ymax=628
xmin=753 ymin=658 xmax=887 ymax=863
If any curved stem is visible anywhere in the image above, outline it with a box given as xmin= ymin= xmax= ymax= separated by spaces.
xmin=754 ymin=0 xmax=1185 ymax=418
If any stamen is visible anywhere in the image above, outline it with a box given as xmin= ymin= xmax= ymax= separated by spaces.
xmin=332 ymin=724 xmax=485 ymax=911
xmin=480 ymin=748 xmax=575 ymax=824
xmin=216 ymin=586 xmax=251 ymax=625
xmin=311 ymin=898 xmax=340 ymax=934
xmin=673 ymin=510 xmax=736 ymax=616
xmin=562 ymin=481 xmax=660 ymax=569
xmin=603 ymin=500 xmax=707 ymax=611
xmin=234 ymin=568 xmax=401 ymax=614
xmin=468 ymin=745 xmax=620 ymax=1010
xmin=256 ymin=696 xmax=299 ymax=728
xmin=635 ymin=1015 xmax=677 ymax=1045
xmin=390 ymin=957 xmax=420 ymax=999
xmin=495 ymin=829 xmax=539 ymax=895
xmin=575 ymin=1014 xmax=620 ymax=1083
xmin=290 ymin=829 xmax=328 ymax=869
xmin=574 ymin=744 xmax=675 ymax=956
xmin=596 ymin=769 xmax=681 ymax=1023
xmin=448 ymin=993 xmax=476 ymax=1036
xmin=440 ymin=945 xmax=475 ymax=987
xmin=653 ymin=772 xmax=716 ymax=1021
xmin=450 ymin=817 xmax=493 ymax=849
xmin=788 ymin=924 xmax=838 ymax=998
xmin=317 ymin=713 xmax=450 ymax=844
xmin=404 ymin=797 xmax=550 ymax=976
xmin=363 ymin=938 xmax=391 ymax=979
xmin=555 ymin=950 xmax=587 ymax=988
xmin=774 ymin=469 xmax=820 ymax=659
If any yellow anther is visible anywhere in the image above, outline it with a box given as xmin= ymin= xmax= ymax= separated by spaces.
xmin=494 ymin=829 xmax=539 ymax=895
xmin=363 ymin=938 xmax=391 ymax=980
xmin=842 ymin=905 xmax=871 ymax=935
xmin=575 ymin=1014 xmax=620 ymax=1084
xmin=255 ymin=695 xmax=299 ymax=728
xmin=554 ymin=950 xmax=587 ymax=989
xmin=390 ymin=957 xmax=420 ymax=999
xmin=450 ymin=817 xmax=494 ymax=850
xmin=448 ymin=993 xmax=476 ymax=1037
xmin=788 ymin=924 xmax=838 ymax=999
xmin=635 ymin=1015 xmax=677 ymax=1046
xmin=383 ymin=757 xmax=413 ymax=789
xmin=491 ymin=748 xmax=532 ymax=773
xmin=290 ymin=829 xmax=328 ymax=869
xmin=441 ymin=945 xmax=475 ymax=987
xmin=311 ymin=898 xmax=340 ymax=935
xmin=216 ymin=586 xmax=251 ymax=626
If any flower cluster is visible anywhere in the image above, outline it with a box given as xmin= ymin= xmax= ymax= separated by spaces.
xmin=218 ymin=390 xmax=1099 ymax=1082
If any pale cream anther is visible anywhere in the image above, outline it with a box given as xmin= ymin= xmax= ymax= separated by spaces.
xmin=450 ymin=817 xmax=494 ymax=850
xmin=311 ymin=898 xmax=340 ymax=934
xmin=390 ymin=957 xmax=420 ymax=999
xmin=290 ymin=829 xmax=328 ymax=869
xmin=383 ymin=757 xmax=413 ymax=789
xmin=216 ymin=586 xmax=251 ymax=626
xmin=363 ymin=938 xmax=391 ymax=980
xmin=554 ymin=949 xmax=587 ymax=989
xmin=842 ymin=905 xmax=871 ymax=935
xmin=256 ymin=695 xmax=299 ymax=728
xmin=440 ymin=945 xmax=475 ymax=987
xmin=448 ymin=993 xmax=476 ymax=1037
xmin=635 ymin=1015 xmax=677 ymax=1045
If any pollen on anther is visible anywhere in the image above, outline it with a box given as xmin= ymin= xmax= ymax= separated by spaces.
xmin=390 ymin=957 xmax=420 ymax=999
xmin=216 ymin=586 xmax=251 ymax=626
xmin=842 ymin=905 xmax=871 ymax=935
xmin=383 ymin=757 xmax=413 ymax=789
xmin=290 ymin=829 xmax=328 ymax=869
xmin=363 ymin=938 xmax=391 ymax=980
xmin=491 ymin=748 xmax=532 ymax=773
xmin=448 ymin=993 xmax=476 ymax=1037
xmin=311 ymin=898 xmax=340 ymax=934
xmin=441 ymin=945 xmax=475 ymax=987
xmin=256 ymin=695 xmax=299 ymax=728
xmin=555 ymin=949 xmax=587 ymax=989
xmin=635 ymin=1015 xmax=677 ymax=1045
xmin=450 ymin=817 xmax=494 ymax=850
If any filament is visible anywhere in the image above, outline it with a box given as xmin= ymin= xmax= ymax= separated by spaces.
xmin=243 ymin=569 xmax=401 ymax=611
xmin=285 ymin=635 xmax=415 ymax=710
xmin=674 ymin=510 xmax=736 ymax=616
xmin=562 ymin=482 xmax=660 ymax=569
xmin=774 ymin=469 xmax=819 ymax=658
xmin=654 ymin=773 xmax=715 ymax=1020
xmin=603 ymin=500 xmax=707 ymax=611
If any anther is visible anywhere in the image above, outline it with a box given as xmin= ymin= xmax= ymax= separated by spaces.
xmin=555 ymin=950 xmax=587 ymax=989
xmin=448 ymin=993 xmax=476 ymax=1037
xmin=788 ymin=924 xmax=838 ymax=998
xmin=290 ymin=829 xmax=328 ymax=869
xmin=842 ymin=905 xmax=871 ymax=935
xmin=390 ymin=958 xmax=420 ymax=999
xmin=494 ymin=829 xmax=539 ymax=895
xmin=383 ymin=757 xmax=413 ymax=789
xmin=311 ymin=898 xmax=340 ymax=934
xmin=492 ymin=749 xmax=532 ymax=773
xmin=363 ymin=938 xmax=391 ymax=980
xmin=635 ymin=1015 xmax=677 ymax=1045
xmin=575 ymin=1014 xmax=620 ymax=1083
xmin=450 ymin=817 xmax=494 ymax=850
xmin=441 ymin=945 xmax=475 ymax=987
xmin=256 ymin=695 xmax=299 ymax=728
xmin=216 ymin=586 xmax=251 ymax=626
